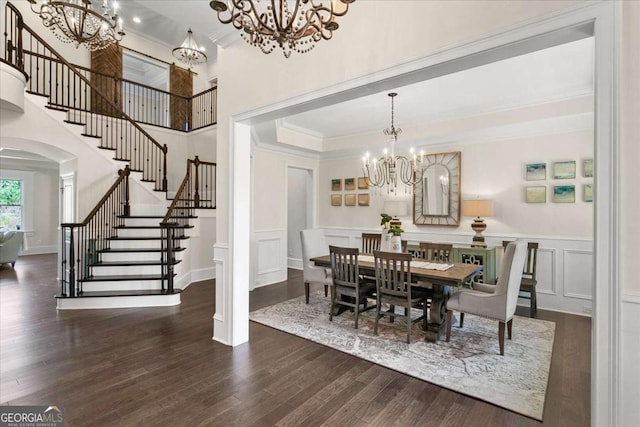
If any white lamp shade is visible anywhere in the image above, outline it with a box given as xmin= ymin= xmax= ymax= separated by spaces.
xmin=463 ymin=200 xmax=494 ymax=218
xmin=383 ymin=200 xmax=408 ymax=217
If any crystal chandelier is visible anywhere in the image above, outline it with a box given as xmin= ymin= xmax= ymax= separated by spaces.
xmin=28 ymin=0 xmax=124 ymax=51
xmin=172 ymin=29 xmax=207 ymax=66
xmin=209 ymin=0 xmax=355 ymax=58
xmin=362 ymin=93 xmax=424 ymax=195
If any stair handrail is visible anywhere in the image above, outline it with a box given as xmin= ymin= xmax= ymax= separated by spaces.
xmin=4 ymin=2 xmax=168 ymax=191
xmin=61 ymin=166 xmax=131 ymax=298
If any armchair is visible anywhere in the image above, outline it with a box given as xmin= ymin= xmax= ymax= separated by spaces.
xmin=300 ymin=229 xmax=332 ymax=304
xmin=0 ymin=229 xmax=24 ymax=267
xmin=445 ymin=240 xmax=527 ymax=355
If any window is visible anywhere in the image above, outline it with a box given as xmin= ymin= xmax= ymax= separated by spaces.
xmin=0 ymin=179 xmax=23 ymax=229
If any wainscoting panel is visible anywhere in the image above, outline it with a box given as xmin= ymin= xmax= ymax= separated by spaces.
xmin=563 ymin=249 xmax=594 ymax=300
xmin=536 ymin=248 xmax=556 ymax=296
xmin=253 ymin=229 xmax=287 ymax=288
xmin=320 ymin=227 xmax=593 ymax=316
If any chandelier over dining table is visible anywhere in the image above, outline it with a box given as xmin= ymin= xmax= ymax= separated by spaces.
xmin=28 ymin=0 xmax=124 ymax=51
xmin=362 ymin=92 xmax=425 ymax=195
xmin=209 ymin=0 xmax=355 ymax=58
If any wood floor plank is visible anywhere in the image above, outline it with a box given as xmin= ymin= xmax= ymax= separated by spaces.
xmin=0 ymin=255 xmax=591 ymax=426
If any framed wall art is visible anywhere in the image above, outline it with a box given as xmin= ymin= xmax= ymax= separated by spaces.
xmin=552 ymin=185 xmax=575 ymax=203
xmin=583 ymin=159 xmax=593 ymax=178
xmin=344 ymin=178 xmax=356 ymax=191
xmin=331 ymin=179 xmax=342 ymax=191
xmin=553 ymin=161 xmax=576 ymax=179
xmin=358 ymin=194 xmax=370 ymax=206
xmin=584 ymin=184 xmax=593 ymax=202
xmin=525 ymin=163 xmax=546 ymax=181
xmin=357 ymin=177 xmax=370 ymax=190
xmin=345 ymin=194 xmax=356 ymax=206
xmin=525 ymin=186 xmax=546 ymax=203
xmin=331 ymin=194 xmax=342 ymax=206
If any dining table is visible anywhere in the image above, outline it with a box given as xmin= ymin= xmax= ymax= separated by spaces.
xmin=311 ymin=254 xmax=482 ymax=342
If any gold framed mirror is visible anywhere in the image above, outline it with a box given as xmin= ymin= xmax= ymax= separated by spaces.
xmin=413 ymin=151 xmax=461 ymax=226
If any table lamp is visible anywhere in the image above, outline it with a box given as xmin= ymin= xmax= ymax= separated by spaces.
xmin=462 ymin=199 xmax=493 ymax=247
xmin=383 ymin=200 xmax=408 ymax=228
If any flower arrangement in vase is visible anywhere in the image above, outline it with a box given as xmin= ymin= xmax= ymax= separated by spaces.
xmin=388 ymin=226 xmax=404 ymax=252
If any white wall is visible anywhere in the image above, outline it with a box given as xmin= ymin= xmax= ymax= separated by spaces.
xmin=619 ymin=1 xmax=640 ymax=425
xmin=286 ymin=167 xmax=310 ymax=267
xmin=319 ymin=130 xmax=594 ymax=239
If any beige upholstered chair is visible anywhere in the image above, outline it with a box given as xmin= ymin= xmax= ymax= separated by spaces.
xmin=445 ymin=240 xmax=527 ymax=355
xmin=373 ymin=250 xmax=428 ymax=343
xmin=0 ymin=229 xmax=24 ymax=268
xmin=300 ymin=229 xmax=331 ymax=304
xmin=503 ymin=240 xmax=539 ymax=318
xmin=361 ymin=233 xmax=381 ymax=254
xmin=329 ymin=245 xmax=376 ymax=329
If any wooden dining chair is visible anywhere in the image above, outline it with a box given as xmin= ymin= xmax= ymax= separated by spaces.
xmin=373 ymin=250 xmax=428 ymax=343
xmin=503 ymin=240 xmax=539 ymax=317
xmin=361 ymin=233 xmax=382 ymax=254
xmin=416 ymin=242 xmax=453 ymax=262
xmin=329 ymin=245 xmax=376 ymax=329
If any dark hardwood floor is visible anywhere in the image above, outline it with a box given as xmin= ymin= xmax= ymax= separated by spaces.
xmin=0 ymin=254 xmax=590 ymax=426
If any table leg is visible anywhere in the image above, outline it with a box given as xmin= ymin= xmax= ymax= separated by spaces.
xmin=425 ymin=285 xmax=451 ymax=342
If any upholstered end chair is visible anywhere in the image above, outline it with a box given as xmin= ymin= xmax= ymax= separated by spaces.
xmin=445 ymin=240 xmax=528 ymax=355
xmin=0 ymin=229 xmax=25 ymax=267
xmin=300 ymin=229 xmax=332 ymax=304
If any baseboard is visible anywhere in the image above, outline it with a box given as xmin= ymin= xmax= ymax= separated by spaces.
xmin=287 ymin=257 xmax=303 ymax=270
xmin=19 ymin=246 xmax=57 ymax=255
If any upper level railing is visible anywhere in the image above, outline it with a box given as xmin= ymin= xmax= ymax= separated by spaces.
xmin=60 ymin=166 xmax=131 ymax=297
xmin=86 ymin=65 xmax=217 ymax=132
xmin=4 ymin=2 xmax=168 ymax=192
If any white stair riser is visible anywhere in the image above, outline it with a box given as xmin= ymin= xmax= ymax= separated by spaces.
xmin=90 ymin=265 xmax=162 ymax=276
xmin=99 ymin=252 xmax=174 ymax=263
xmin=123 ymin=218 xmax=165 ymax=227
xmin=81 ymin=280 xmax=166 ymax=292
xmin=116 ymin=228 xmax=164 ymax=238
xmin=57 ymin=294 xmax=180 ymax=310
xmin=109 ymin=240 xmax=163 ymax=249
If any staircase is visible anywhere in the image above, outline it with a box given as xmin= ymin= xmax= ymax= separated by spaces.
xmin=57 ymin=209 xmax=195 ymax=309
xmin=3 ymin=2 xmax=216 ymax=309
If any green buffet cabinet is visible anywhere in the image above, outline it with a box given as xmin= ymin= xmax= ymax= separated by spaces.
xmin=452 ymin=246 xmax=496 ymax=284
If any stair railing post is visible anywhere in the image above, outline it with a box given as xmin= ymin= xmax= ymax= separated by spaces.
xmin=193 ymin=156 xmax=200 ymax=208
xmin=66 ymin=225 xmax=77 ymax=297
xmin=162 ymin=144 xmax=168 ymax=192
xmin=122 ymin=167 xmax=130 ymax=217
xmin=160 ymin=222 xmax=176 ymax=294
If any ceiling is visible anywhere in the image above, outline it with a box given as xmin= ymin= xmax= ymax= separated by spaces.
xmin=2 ymin=3 xmax=595 ymax=164
xmin=115 ymin=2 xmax=594 ymax=156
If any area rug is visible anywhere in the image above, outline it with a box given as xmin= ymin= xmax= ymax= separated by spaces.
xmin=249 ymin=291 xmax=555 ymax=421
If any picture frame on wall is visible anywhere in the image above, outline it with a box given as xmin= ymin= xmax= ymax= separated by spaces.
xmin=357 ymin=177 xmax=370 ymax=190
xmin=584 ymin=183 xmax=593 ymax=202
xmin=552 ymin=185 xmax=575 ymax=203
xmin=331 ymin=194 xmax=342 ymax=206
xmin=525 ymin=163 xmax=546 ymax=181
xmin=583 ymin=159 xmax=594 ymax=178
xmin=358 ymin=193 xmax=370 ymax=206
xmin=553 ymin=161 xmax=576 ymax=179
xmin=345 ymin=194 xmax=356 ymax=206
xmin=525 ymin=186 xmax=546 ymax=203
xmin=344 ymin=178 xmax=356 ymax=191
xmin=331 ymin=179 xmax=342 ymax=191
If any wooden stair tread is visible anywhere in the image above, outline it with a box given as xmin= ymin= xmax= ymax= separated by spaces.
xmin=79 ymin=274 xmax=171 ymax=282
xmin=118 ymin=215 xmax=198 ymax=219
xmin=97 ymin=247 xmax=185 ymax=253
xmin=56 ymin=289 xmax=182 ymax=298
xmin=81 ymin=133 xmax=102 ymax=139
xmin=114 ymin=225 xmax=193 ymax=229
xmin=88 ymin=260 xmax=181 ymax=267
xmin=107 ymin=236 xmax=189 ymax=241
